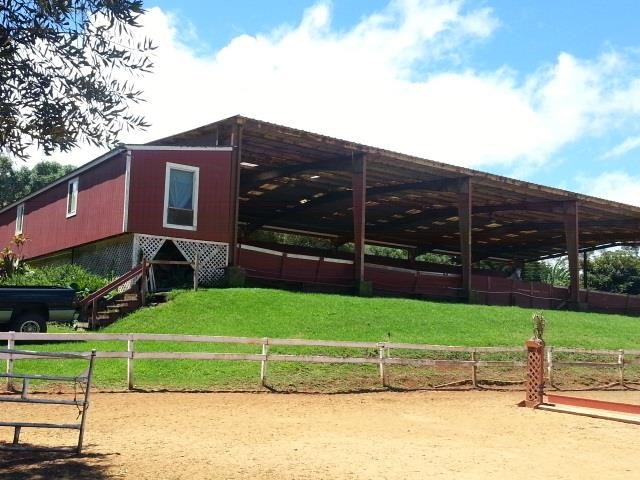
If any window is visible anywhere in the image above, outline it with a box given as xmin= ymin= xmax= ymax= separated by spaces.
xmin=15 ymin=203 xmax=24 ymax=234
xmin=163 ymin=163 xmax=199 ymax=230
xmin=66 ymin=178 xmax=79 ymax=217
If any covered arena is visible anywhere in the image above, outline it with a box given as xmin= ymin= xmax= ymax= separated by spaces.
xmin=153 ymin=116 xmax=640 ymax=314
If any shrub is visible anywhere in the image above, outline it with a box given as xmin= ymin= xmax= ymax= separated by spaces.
xmin=0 ymin=264 xmax=111 ymax=299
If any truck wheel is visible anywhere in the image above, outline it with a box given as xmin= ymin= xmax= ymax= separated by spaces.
xmin=12 ymin=314 xmax=47 ymax=333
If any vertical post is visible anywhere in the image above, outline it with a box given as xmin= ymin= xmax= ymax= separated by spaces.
xmin=12 ymin=426 xmax=21 ymax=445
xmin=6 ymin=332 xmax=15 ymax=391
xmin=352 ymin=154 xmax=367 ymax=287
xmin=91 ymin=299 xmax=97 ymax=330
xmin=471 ymin=350 xmax=478 ymax=388
xmin=77 ymin=349 xmax=96 ymax=454
xmin=618 ymin=349 xmax=625 ymax=388
xmin=457 ymin=178 xmax=472 ymax=302
xmin=229 ymin=118 xmax=244 ymax=267
xmin=260 ymin=339 xmax=269 ymax=387
xmin=525 ymin=339 xmax=545 ymax=407
xmin=141 ymin=258 xmax=148 ymax=306
xmin=546 ymin=346 xmax=554 ymax=387
xmin=378 ymin=342 xmax=388 ymax=388
xmin=127 ymin=335 xmax=135 ymax=390
xmin=193 ymin=253 xmax=199 ymax=291
xmin=564 ymin=201 xmax=580 ymax=305
xmin=582 ymin=251 xmax=589 ymax=289
xmin=21 ymin=377 xmax=29 ymax=399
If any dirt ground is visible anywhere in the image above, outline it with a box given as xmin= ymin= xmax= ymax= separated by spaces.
xmin=1 ymin=390 xmax=639 ymax=479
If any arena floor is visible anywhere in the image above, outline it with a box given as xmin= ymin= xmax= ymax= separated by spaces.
xmin=1 ymin=390 xmax=639 ymax=479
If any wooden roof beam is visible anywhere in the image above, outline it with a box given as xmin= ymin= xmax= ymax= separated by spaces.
xmin=241 ymin=155 xmax=356 ymax=189
xmin=242 ymin=177 xmax=464 ymax=234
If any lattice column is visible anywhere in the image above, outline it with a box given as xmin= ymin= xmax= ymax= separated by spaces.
xmin=525 ymin=339 xmax=545 ymax=408
xmin=174 ymin=240 xmax=228 ymax=285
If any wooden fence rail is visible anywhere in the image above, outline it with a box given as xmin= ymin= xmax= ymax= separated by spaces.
xmin=1 ymin=332 xmax=639 ymax=391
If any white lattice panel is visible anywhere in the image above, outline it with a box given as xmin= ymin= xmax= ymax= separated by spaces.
xmin=74 ymin=235 xmax=134 ymax=277
xmin=137 ymin=235 xmax=166 ymax=261
xmin=174 ymin=240 xmax=228 ymax=285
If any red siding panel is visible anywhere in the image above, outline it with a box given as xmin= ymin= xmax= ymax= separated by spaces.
xmin=0 ymin=153 xmax=127 ymax=259
xmin=126 ymin=149 xmax=234 ymax=243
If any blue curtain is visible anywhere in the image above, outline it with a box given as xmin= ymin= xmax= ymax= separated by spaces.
xmin=169 ymin=169 xmax=193 ymax=209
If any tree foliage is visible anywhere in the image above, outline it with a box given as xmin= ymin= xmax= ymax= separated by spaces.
xmin=0 ymin=154 xmax=74 ymax=207
xmin=587 ymin=249 xmax=640 ymax=295
xmin=0 ymin=0 xmax=154 ymax=159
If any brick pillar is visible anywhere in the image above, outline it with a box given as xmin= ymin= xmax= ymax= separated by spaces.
xmin=525 ymin=339 xmax=545 ymax=408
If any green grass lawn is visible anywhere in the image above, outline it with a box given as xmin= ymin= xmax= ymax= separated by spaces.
xmin=5 ymin=288 xmax=640 ymax=391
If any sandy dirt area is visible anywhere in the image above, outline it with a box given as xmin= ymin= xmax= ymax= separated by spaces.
xmin=1 ymin=390 xmax=639 ymax=479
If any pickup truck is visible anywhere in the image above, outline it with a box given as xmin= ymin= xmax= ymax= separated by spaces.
xmin=0 ymin=286 xmax=77 ymax=333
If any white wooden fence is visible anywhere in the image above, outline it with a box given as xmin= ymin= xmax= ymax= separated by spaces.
xmin=1 ymin=332 xmax=639 ymax=390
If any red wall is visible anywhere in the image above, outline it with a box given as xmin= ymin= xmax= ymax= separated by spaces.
xmin=0 ymin=153 xmax=127 ymax=259
xmin=126 ymin=149 xmax=234 ymax=243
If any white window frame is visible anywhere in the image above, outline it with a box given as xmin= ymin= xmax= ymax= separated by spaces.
xmin=15 ymin=203 xmax=24 ymax=235
xmin=163 ymin=163 xmax=199 ymax=231
xmin=66 ymin=177 xmax=79 ymax=218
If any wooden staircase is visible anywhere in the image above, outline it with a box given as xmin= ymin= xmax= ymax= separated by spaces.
xmin=77 ymin=261 xmax=151 ymax=330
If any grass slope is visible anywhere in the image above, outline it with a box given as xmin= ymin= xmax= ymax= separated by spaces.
xmin=11 ymin=288 xmax=640 ymax=391
xmin=107 ymin=288 xmax=640 ymax=349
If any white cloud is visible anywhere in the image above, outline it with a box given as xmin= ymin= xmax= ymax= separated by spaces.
xmin=576 ymin=171 xmax=640 ymax=206
xmin=601 ymin=136 xmax=640 ymax=159
xmin=29 ymin=0 xmax=640 ymax=200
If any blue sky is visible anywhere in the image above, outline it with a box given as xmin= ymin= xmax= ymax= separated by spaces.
xmin=46 ymin=0 xmax=640 ymax=206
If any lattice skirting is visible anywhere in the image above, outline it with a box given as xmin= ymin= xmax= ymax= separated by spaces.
xmin=73 ymin=235 xmax=135 ymax=278
xmin=29 ymin=235 xmax=135 ymax=279
xmin=133 ymin=234 xmax=229 ymax=286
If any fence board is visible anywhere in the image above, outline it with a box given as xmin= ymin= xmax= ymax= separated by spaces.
xmin=1 ymin=332 xmax=636 ymax=391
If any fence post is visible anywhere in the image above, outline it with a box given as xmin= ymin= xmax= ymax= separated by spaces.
xmin=127 ymin=335 xmax=135 ymax=390
xmin=471 ymin=350 xmax=478 ymax=387
xmin=618 ymin=349 xmax=625 ymax=388
xmin=260 ymin=338 xmax=269 ymax=387
xmin=546 ymin=346 xmax=554 ymax=387
xmin=6 ymin=331 xmax=15 ymax=391
xmin=378 ymin=342 xmax=388 ymax=388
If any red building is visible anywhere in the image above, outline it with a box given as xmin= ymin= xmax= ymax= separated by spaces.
xmin=1 ymin=115 xmax=639 ymax=314
xmin=0 ymin=146 xmax=234 ymax=284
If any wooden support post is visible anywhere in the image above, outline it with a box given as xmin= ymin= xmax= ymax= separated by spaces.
xmin=6 ymin=332 xmax=14 ymax=391
xmin=229 ymin=118 xmax=244 ymax=267
xmin=141 ymin=258 xmax=148 ymax=306
xmin=457 ymin=178 xmax=472 ymax=302
xmin=352 ymin=154 xmax=367 ymax=285
xmin=564 ymin=201 xmax=580 ymax=305
xmin=127 ymin=335 xmax=135 ymax=390
xmin=583 ymin=251 xmax=589 ymax=289
xmin=193 ymin=253 xmax=199 ymax=291
xmin=260 ymin=339 xmax=269 ymax=387
xmin=471 ymin=350 xmax=478 ymax=387
xmin=21 ymin=377 xmax=29 ymax=399
xmin=378 ymin=343 xmax=388 ymax=388
xmin=618 ymin=349 xmax=625 ymax=388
